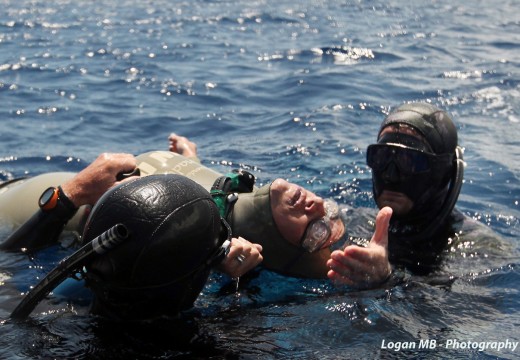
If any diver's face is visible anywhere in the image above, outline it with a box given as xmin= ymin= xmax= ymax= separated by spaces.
xmin=376 ymin=190 xmax=414 ymax=216
xmin=269 ymin=179 xmax=326 ymax=246
xmin=372 ymin=125 xmax=426 ymax=217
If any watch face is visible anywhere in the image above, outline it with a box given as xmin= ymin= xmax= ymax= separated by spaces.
xmin=39 ymin=187 xmax=57 ymax=208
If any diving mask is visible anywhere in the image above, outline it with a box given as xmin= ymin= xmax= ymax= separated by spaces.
xmin=367 ymin=143 xmax=453 ymax=176
xmin=300 ymin=199 xmax=341 ymax=253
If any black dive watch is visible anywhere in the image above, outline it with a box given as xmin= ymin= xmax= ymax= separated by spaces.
xmin=0 ymin=186 xmax=80 ymax=251
xmin=38 ymin=186 xmax=77 ymax=220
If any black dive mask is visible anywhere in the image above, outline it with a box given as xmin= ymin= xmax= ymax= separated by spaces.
xmin=368 ymin=132 xmax=454 ymax=219
xmin=367 ymin=144 xmax=453 ymax=177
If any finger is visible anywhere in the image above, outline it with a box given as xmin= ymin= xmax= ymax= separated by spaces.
xmin=328 ymin=257 xmax=369 ymax=283
xmin=242 ymin=252 xmax=262 ymax=268
xmin=121 ymin=154 xmax=138 ymax=168
xmin=233 ymin=237 xmax=263 ymax=254
xmin=232 ymin=242 xmax=262 ymax=268
xmin=343 ymin=245 xmax=376 ymax=263
xmin=115 ymin=175 xmax=140 ymax=186
xmin=330 ymin=248 xmax=379 ymax=282
xmin=327 ymin=270 xmax=354 ymax=286
xmin=116 ymin=167 xmax=141 ymax=181
xmin=227 ymin=244 xmax=245 ymax=259
xmin=327 ymin=256 xmax=355 ymax=276
xmin=227 ymin=252 xmax=262 ymax=277
xmin=371 ymin=206 xmax=392 ymax=248
xmin=215 ymin=238 xmax=262 ymax=278
xmin=330 ymin=248 xmax=359 ymax=267
xmin=106 ymin=153 xmax=137 ymax=175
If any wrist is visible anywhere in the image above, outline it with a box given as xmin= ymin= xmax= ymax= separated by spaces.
xmin=39 ymin=186 xmax=78 ymax=222
xmin=57 ymin=186 xmax=77 ymax=211
xmin=59 ymin=182 xmax=81 ymax=207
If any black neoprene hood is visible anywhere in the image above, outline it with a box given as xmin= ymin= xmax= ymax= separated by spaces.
xmin=378 ymin=102 xmax=458 ymax=155
xmin=82 ymin=174 xmax=222 ymax=320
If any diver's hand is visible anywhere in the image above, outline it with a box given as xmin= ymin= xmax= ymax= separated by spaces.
xmin=217 ymin=236 xmax=263 ymax=278
xmin=327 ymin=207 xmax=393 ymax=289
xmin=61 ymin=153 xmax=138 ymax=207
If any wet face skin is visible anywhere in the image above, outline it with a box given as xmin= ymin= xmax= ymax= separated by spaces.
xmin=269 ymin=178 xmax=349 ymax=249
xmin=269 ymin=179 xmax=326 ymax=246
xmin=374 ymin=125 xmax=425 ymax=217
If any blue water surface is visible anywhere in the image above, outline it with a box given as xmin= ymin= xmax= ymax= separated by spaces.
xmin=0 ymin=0 xmax=519 ymax=359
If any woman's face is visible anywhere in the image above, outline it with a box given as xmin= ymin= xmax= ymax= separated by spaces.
xmin=269 ymin=179 xmax=343 ymax=248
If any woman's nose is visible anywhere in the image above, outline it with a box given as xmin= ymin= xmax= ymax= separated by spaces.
xmin=306 ymin=195 xmax=326 ymax=218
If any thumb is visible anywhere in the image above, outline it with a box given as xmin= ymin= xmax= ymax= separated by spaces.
xmin=370 ymin=206 xmax=392 ymax=248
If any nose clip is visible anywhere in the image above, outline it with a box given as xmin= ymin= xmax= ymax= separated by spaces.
xmin=381 ymin=161 xmax=400 ymax=183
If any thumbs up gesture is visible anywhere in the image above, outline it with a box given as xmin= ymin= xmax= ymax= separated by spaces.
xmin=327 ymin=206 xmax=393 ymax=289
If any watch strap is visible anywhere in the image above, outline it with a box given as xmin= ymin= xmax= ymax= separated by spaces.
xmin=56 ymin=186 xmax=77 ymax=212
xmin=41 ymin=186 xmax=78 ymax=221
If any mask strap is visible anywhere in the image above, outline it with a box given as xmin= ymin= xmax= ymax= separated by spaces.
xmin=402 ymin=146 xmax=464 ymax=242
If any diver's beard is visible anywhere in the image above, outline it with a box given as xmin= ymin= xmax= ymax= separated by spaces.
xmin=376 ymin=191 xmax=413 ymax=219
xmin=385 ymin=185 xmax=449 ymax=240
xmin=373 ymin=169 xmax=449 ymax=223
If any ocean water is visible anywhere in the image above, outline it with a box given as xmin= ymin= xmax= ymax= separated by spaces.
xmin=0 ymin=0 xmax=519 ymax=359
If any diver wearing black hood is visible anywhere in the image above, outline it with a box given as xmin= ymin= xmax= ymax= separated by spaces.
xmin=6 ymin=174 xmax=234 ymax=321
xmin=81 ymin=174 xmax=231 ymax=321
xmin=366 ymin=103 xmax=464 ymax=273
xmin=328 ymin=102 xmax=516 ymax=289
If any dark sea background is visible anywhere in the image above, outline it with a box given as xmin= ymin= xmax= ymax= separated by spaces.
xmin=0 ymin=0 xmax=519 ymax=359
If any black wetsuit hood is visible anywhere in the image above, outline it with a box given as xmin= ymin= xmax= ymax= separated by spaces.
xmin=371 ymin=102 xmax=463 ymax=245
xmin=82 ymin=174 xmax=224 ymax=321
